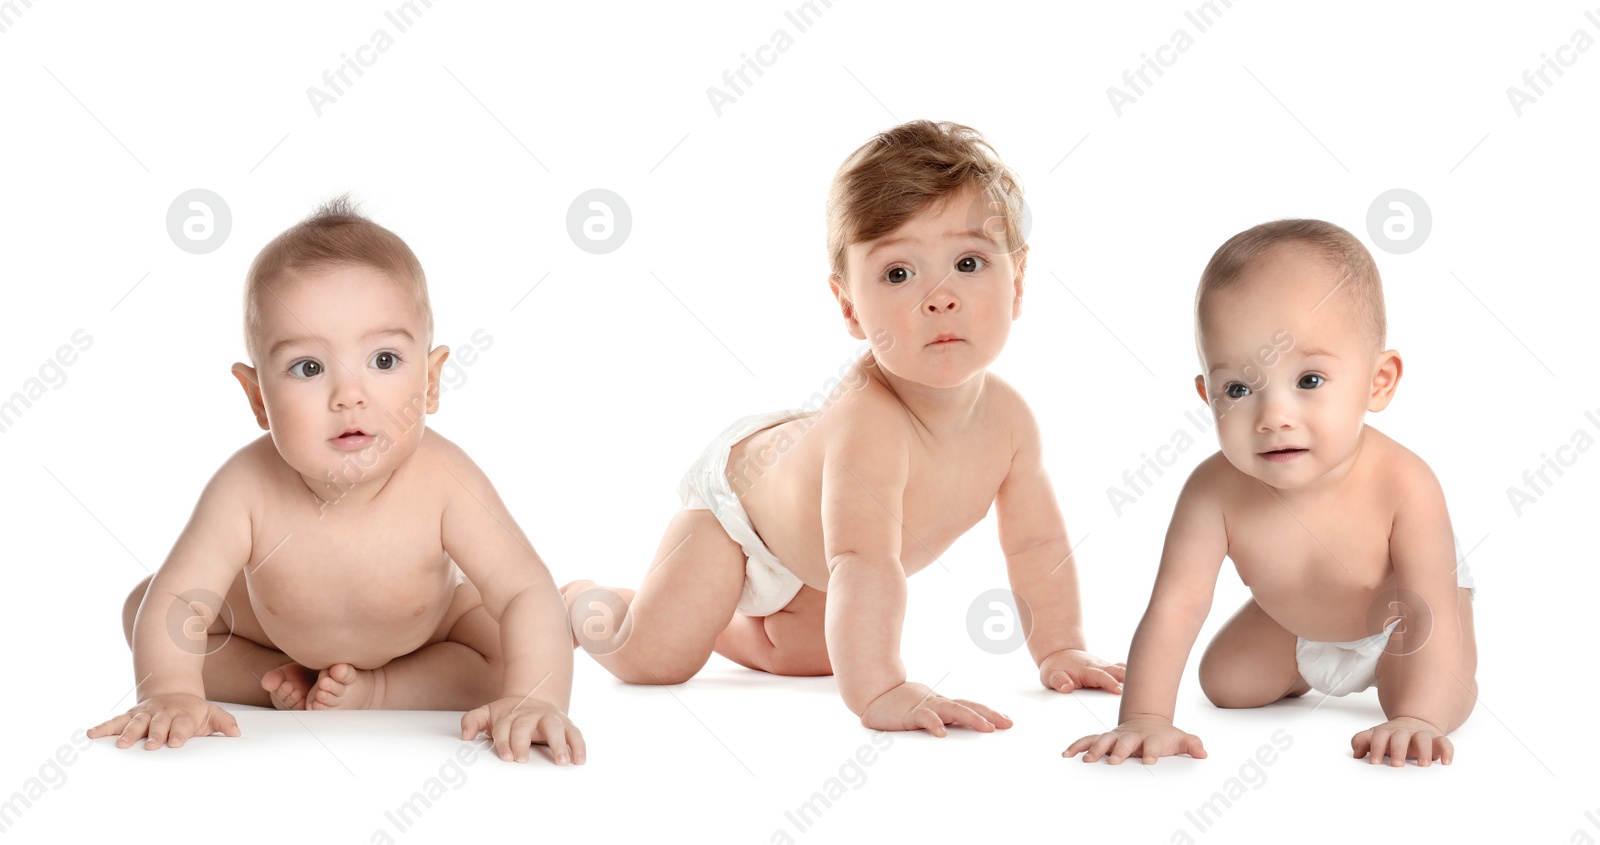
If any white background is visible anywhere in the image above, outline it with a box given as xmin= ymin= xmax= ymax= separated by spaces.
xmin=1 ymin=1 xmax=1595 ymax=842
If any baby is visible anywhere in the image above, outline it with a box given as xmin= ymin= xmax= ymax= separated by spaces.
xmin=1065 ymin=219 xmax=1478 ymax=767
xmin=89 ymin=198 xmax=584 ymax=765
xmin=562 ymin=120 xmax=1125 ymax=735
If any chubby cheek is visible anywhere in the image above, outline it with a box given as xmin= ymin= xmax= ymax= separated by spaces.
xmin=1215 ymin=416 xmax=1257 ymax=460
xmin=852 ymin=306 xmax=910 ymax=354
xmin=265 ymin=415 xmax=330 ymax=477
xmin=261 ymin=391 xmax=317 ymax=440
xmin=980 ymin=309 xmax=1013 ymax=352
xmin=1317 ymin=409 xmax=1363 ymax=452
xmin=1296 ymin=392 xmax=1348 ymax=444
xmin=380 ymin=381 xmax=434 ymax=437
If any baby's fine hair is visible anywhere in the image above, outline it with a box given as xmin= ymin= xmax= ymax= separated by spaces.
xmin=825 ymin=120 xmax=1026 ymax=286
xmin=243 ymin=195 xmax=432 ymax=363
xmin=1195 ymin=218 xmax=1385 ymax=349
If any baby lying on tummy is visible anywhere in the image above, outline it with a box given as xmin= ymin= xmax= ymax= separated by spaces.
xmin=90 ymin=198 xmax=584 ymax=765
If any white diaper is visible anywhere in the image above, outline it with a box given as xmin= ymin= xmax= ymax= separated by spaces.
xmin=676 ymin=409 xmax=811 ymax=617
xmin=1295 ymin=548 xmax=1476 ymax=697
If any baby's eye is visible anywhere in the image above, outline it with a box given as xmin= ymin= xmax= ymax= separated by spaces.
xmin=1297 ymin=373 xmax=1325 ymax=390
xmin=287 ymin=359 xmax=322 ymax=378
xmin=955 ymin=255 xmax=986 ymax=274
xmin=370 ymin=351 xmax=401 ymax=371
xmin=884 ymin=266 xmax=912 ymax=285
xmin=1224 ymin=383 xmax=1250 ymax=400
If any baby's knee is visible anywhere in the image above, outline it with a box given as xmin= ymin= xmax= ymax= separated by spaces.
xmin=121 ymin=575 xmax=154 ymax=647
xmin=764 ymin=649 xmax=832 ymax=677
xmin=1198 ymin=667 xmax=1235 ymax=708
xmin=615 ymin=658 xmax=701 ymax=686
xmin=1197 ymin=646 xmax=1254 ymax=709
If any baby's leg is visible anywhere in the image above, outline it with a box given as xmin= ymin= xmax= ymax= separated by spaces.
xmin=1375 ymin=586 xmax=1477 ymax=731
xmin=311 ymin=578 xmax=503 ymax=711
xmin=562 ymin=508 xmax=746 ymax=685
xmin=712 ymin=585 xmax=832 ymax=676
xmin=121 ymin=573 xmax=313 ymax=709
xmin=1198 ymin=599 xmax=1311 ymax=708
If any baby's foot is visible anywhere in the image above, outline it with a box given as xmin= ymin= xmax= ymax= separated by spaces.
xmin=261 ymin=662 xmax=316 ymax=710
xmin=560 ymin=580 xmax=598 ymax=649
xmin=310 ymin=663 xmax=382 ymax=710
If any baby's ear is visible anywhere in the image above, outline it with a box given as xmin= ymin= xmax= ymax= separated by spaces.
xmin=1193 ymin=374 xmax=1208 ymax=405
xmin=424 ymin=345 xmax=451 ymax=414
xmin=1367 ymin=349 xmax=1403 ymax=412
xmin=828 ymin=274 xmax=865 ymax=340
xmin=231 ymin=363 xmax=268 ymax=430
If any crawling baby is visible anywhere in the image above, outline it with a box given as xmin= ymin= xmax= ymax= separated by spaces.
xmin=1066 ymin=219 xmax=1478 ymax=767
xmin=563 ymin=120 xmax=1125 ymax=735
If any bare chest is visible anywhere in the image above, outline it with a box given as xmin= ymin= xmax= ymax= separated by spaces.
xmin=244 ymin=497 xmax=452 ymax=624
xmin=1225 ymin=491 xmax=1396 ymax=639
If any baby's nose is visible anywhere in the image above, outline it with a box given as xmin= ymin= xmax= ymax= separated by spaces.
xmin=329 ymin=375 xmax=367 ymax=410
xmin=1254 ymin=394 xmax=1294 ymax=430
xmin=923 ymin=281 xmax=959 ymax=312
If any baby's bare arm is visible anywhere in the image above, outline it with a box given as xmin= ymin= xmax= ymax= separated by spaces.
xmin=1117 ymin=463 xmax=1228 ymax=723
xmin=89 ymin=449 xmax=257 ymax=747
xmin=994 ymin=401 xmax=1122 ymax=693
xmin=1349 ymin=459 xmax=1469 ymax=765
xmin=820 ymin=404 xmax=911 ymax=714
xmin=1383 ymin=464 xmax=1465 ymax=726
xmin=821 ymin=400 xmax=1007 ymax=735
xmin=1066 ymin=459 xmax=1227 ymax=763
xmin=436 ymin=442 xmax=582 ymax=764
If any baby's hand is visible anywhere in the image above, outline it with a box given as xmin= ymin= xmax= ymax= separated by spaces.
xmin=461 ymin=697 xmax=586 ymax=765
xmin=1351 ymin=716 xmax=1452 ymax=767
xmin=87 ymin=693 xmax=241 ymax=750
xmin=1064 ymin=715 xmax=1206 ymax=765
xmin=1039 ymin=648 xmax=1126 ymax=694
xmin=859 ymin=681 xmax=1013 ymax=737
